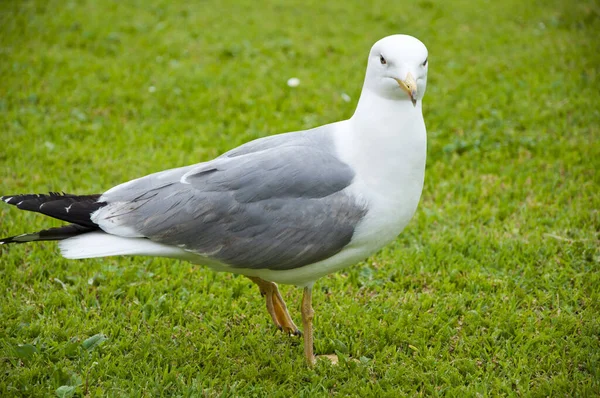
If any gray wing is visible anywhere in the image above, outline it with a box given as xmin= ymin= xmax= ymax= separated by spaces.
xmin=96 ymin=127 xmax=367 ymax=270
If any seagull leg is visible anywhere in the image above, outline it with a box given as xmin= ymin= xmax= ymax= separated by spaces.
xmin=301 ymin=285 xmax=316 ymax=366
xmin=271 ymin=285 xmax=302 ymax=336
xmin=301 ymin=285 xmax=339 ymax=366
xmin=247 ymin=276 xmax=301 ymax=336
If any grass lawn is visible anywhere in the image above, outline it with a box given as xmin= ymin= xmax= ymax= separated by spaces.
xmin=1 ymin=0 xmax=599 ymax=396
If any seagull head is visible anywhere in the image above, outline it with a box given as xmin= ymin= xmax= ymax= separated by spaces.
xmin=363 ymin=35 xmax=428 ymax=106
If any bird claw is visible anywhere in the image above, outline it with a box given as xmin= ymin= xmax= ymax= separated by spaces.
xmin=287 ymin=328 xmax=302 ymax=337
xmin=279 ymin=325 xmax=302 ymax=337
xmin=317 ymin=354 xmax=339 ymax=365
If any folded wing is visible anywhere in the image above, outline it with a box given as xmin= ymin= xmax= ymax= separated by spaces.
xmin=93 ymin=128 xmax=367 ymax=271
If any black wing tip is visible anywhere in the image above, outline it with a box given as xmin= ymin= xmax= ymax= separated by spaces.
xmin=2 ymin=192 xmax=64 ymax=206
xmin=1 ymin=224 xmax=96 ymax=245
xmin=1 ymin=192 xmax=104 ymax=228
xmin=1 ymin=234 xmax=37 ymax=245
xmin=1 ymin=195 xmax=19 ymax=205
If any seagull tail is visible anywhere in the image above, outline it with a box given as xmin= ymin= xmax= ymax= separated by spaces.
xmin=1 ymin=192 xmax=105 ymax=245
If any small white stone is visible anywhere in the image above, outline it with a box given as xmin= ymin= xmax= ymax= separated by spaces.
xmin=148 ymin=86 xmax=156 ymax=93
xmin=341 ymin=93 xmax=351 ymax=103
xmin=287 ymin=77 xmax=300 ymax=87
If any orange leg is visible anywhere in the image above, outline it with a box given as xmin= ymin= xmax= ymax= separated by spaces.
xmin=301 ymin=285 xmax=316 ymax=365
xmin=301 ymin=285 xmax=339 ymax=366
xmin=247 ymin=276 xmax=301 ymax=336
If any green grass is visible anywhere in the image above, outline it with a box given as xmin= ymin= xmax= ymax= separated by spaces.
xmin=1 ymin=0 xmax=599 ymax=396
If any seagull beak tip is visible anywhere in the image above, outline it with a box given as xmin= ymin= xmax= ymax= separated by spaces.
xmin=396 ymin=73 xmax=418 ymax=107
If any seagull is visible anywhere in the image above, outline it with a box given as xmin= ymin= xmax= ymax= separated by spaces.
xmin=1 ymin=34 xmax=429 ymax=366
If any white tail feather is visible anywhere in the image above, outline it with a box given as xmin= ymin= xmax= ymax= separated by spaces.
xmin=59 ymin=232 xmax=189 ymax=259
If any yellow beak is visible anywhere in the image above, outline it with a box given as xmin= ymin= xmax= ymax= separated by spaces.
xmin=394 ymin=72 xmax=418 ymax=106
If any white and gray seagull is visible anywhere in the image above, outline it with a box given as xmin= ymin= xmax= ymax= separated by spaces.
xmin=1 ymin=34 xmax=429 ymax=366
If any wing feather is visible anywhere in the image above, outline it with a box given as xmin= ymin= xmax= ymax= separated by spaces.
xmin=93 ymin=128 xmax=367 ymax=270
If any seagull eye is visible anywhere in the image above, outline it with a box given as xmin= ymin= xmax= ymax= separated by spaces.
xmin=380 ymin=55 xmax=387 ymax=65
xmin=422 ymin=58 xmax=428 ymax=67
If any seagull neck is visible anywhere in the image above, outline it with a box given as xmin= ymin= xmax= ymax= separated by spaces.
xmin=339 ymin=87 xmax=427 ymax=196
xmin=350 ymin=88 xmax=424 ymax=141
